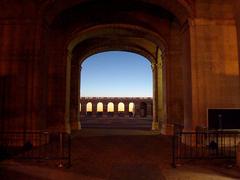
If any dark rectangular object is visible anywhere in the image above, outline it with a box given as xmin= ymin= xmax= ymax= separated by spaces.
xmin=208 ymin=109 xmax=240 ymax=129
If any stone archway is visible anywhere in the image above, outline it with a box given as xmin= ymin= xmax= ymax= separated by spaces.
xmin=1 ymin=1 xmax=240 ymax=137
xmin=43 ymin=0 xmax=193 ymax=134
xmin=65 ymin=24 xmax=167 ymax=133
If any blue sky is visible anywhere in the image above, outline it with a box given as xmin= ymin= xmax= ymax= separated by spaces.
xmin=81 ymin=51 xmax=152 ymax=97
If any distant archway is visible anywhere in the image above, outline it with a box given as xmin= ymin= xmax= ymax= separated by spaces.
xmin=107 ymin=102 xmax=114 ymax=112
xmin=118 ymin=102 xmax=125 ymax=112
xmin=140 ymin=102 xmax=147 ymax=117
xmin=107 ymin=102 xmax=114 ymax=117
xmin=97 ymin=102 xmax=103 ymax=112
xmin=129 ymin=102 xmax=135 ymax=117
xmin=86 ymin=102 xmax=92 ymax=116
xmin=97 ymin=102 xmax=103 ymax=117
xmin=63 ymin=3 xmax=181 ymax=133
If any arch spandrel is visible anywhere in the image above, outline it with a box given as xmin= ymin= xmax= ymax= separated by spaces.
xmin=41 ymin=0 xmax=193 ymax=26
xmin=62 ymin=1 xmax=181 ymax=133
xmin=69 ymin=24 xmax=166 ymax=67
xmin=68 ymin=24 xmax=167 ymax=53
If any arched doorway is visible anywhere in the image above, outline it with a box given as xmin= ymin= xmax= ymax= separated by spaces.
xmin=140 ymin=102 xmax=147 ymax=118
xmin=118 ymin=102 xmax=125 ymax=117
xmin=86 ymin=102 xmax=93 ymax=116
xmin=67 ymin=25 xmax=165 ymax=132
xmin=96 ymin=102 xmax=103 ymax=117
xmin=129 ymin=102 xmax=135 ymax=117
xmin=43 ymin=0 xmax=192 ymax=134
xmin=107 ymin=102 xmax=114 ymax=117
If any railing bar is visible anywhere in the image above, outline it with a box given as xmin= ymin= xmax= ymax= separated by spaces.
xmin=171 ymin=129 xmax=240 ymax=166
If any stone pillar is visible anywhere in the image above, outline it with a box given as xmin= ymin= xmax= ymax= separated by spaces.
xmin=134 ymin=104 xmax=140 ymax=118
xmin=77 ymin=66 xmax=82 ymax=129
xmin=114 ymin=103 xmax=118 ymax=118
xmin=152 ymin=47 xmax=164 ymax=131
xmin=146 ymin=103 xmax=152 ymax=118
xmin=91 ymin=102 xmax=95 ymax=117
xmin=181 ymin=21 xmax=193 ymax=131
xmin=80 ymin=102 xmax=86 ymax=118
xmin=152 ymin=62 xmax=159 ymax=130
xmin=65 ymin=51 xmax=72 ymax=133
xmin=70 ymin=63 xmax=81 ymax=130
xmin=159 ymin=51 xmax=171 ymax=134
xmin=124 ymin=102 xmax=129 ymax=118
xmin=103 ymin=103 xmax=108 ymax=118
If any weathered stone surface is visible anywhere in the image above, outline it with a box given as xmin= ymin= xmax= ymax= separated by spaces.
xmin=0 ymin=0 xmax=239 ymax=134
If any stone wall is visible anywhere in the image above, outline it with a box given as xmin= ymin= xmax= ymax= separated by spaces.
xmin=0 ymin=1 xmax=240 ymax=134
xmin=184 ymin=0 xmax=240 ymax=130
xmin=79 ymin=97 xmax=153 ymax=129
xmin=0 ymin=5 xmax=48 ymax=132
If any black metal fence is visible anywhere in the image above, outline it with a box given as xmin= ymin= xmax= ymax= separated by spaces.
xmin=0 ymin=131 xmax=71 ymax=167
xmin=172 ymin=130 xmax=240 ymax=167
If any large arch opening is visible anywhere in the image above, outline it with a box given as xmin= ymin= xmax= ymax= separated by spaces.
xmin=66 ymin=24 xmax=167 ymax=133
xmin=79 ymin=51 xmax=154 ymax=129
xmin=49 ymin=0 xmax=190 ymax=134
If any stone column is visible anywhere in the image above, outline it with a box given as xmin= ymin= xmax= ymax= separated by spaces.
xmin=114 ymin=103 xmax=118 ymax=118
xmin=160 ymin=51 xmax=170 ymax=134
xmin=65 ymin=51 xmax=72 ymax=133
xmin=182 ymin=21 xmax=193 ymax=131
xmin=80 ymin=102 xmax=86 ymax=118
xmin=70 ymin=63 xmax=81 ymax=130
xmin=152 ymin=47 xmax=164 ymax=131
xmin=146 ymin=103 xmax=152 ymax=118
xmin=103 ymin=103 xmax=108 ymax=118
xmin=92 ymin=103 xmax=97 ymax=118
xmin=77 ymin=66 xmax=82 ymax=130
xmin=152 ymin=62 xmax=159 ymax=130
xmin=124 ymin=102 xmax=129 ymax=118
xmin=134 ymin=103 xmax=140 ymax=118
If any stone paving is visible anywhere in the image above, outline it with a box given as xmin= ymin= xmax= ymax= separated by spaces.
xmin=1 ymin=129 xmax=240 ymax=180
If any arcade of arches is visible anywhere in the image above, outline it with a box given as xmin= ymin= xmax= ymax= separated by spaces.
xmin=79 ymin=97 xmax=153 ymax=129
xmin=1 ymin=1 xmax=240 ymax=135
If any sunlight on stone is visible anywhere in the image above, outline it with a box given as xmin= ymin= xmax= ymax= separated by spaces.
xmin=129 ymin=102 xmax=134 ymax=112
xmin=86 ymin=102 xmax=92 ymax=112
xmin=118 ymin=102 xmax=125 ymax=112
xmin=97 ymin=102 xmax=103 ymax=112
xmin=107 ymin=102 xmax=114 ymax=112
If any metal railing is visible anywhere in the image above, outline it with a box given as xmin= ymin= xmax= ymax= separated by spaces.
xmin=172 ymin=130 xmax=240 ymax=167
xmin=0 ymin=131 xmax=71 ymax=167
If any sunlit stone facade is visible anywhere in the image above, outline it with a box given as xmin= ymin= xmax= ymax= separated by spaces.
xmin=79 ymin=97 xmax=153 ymax=128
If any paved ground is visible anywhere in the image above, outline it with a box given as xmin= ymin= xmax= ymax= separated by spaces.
xmin=1 ymin=129 xmax=240 ymax=179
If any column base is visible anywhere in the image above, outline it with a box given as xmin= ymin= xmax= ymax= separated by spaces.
xmin=78 ymin=120 xmax=81 ymax=130
xmin=160 ymin=123 xmax=174 ymax=135
xmin=65 ymin=122 xmax=71 ymax=134
xmin=70 ymin=121 xmax=81 ymax=130
xmin=152 ymin=121 xmax=159 ymax=130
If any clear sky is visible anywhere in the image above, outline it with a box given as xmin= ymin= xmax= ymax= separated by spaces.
xmin=81 ymin=51 xmax=152 ymax=97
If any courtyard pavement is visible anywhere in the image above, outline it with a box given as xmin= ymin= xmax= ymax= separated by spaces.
xmin=1 ymin=129 xmax=240 ymax=180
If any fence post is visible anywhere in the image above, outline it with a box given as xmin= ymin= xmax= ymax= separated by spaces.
xmin=216 ymin=131 xmax=219 ymax=157
xmin=58 ymin=133 xmax=63 ymax=168
xmin=68 ymin=134 xmax=71 ymax=167
xmin=172 ymin=131 xmax=176 ymax=168
xmin=237 ymin=142 xmax=240 ymax=167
